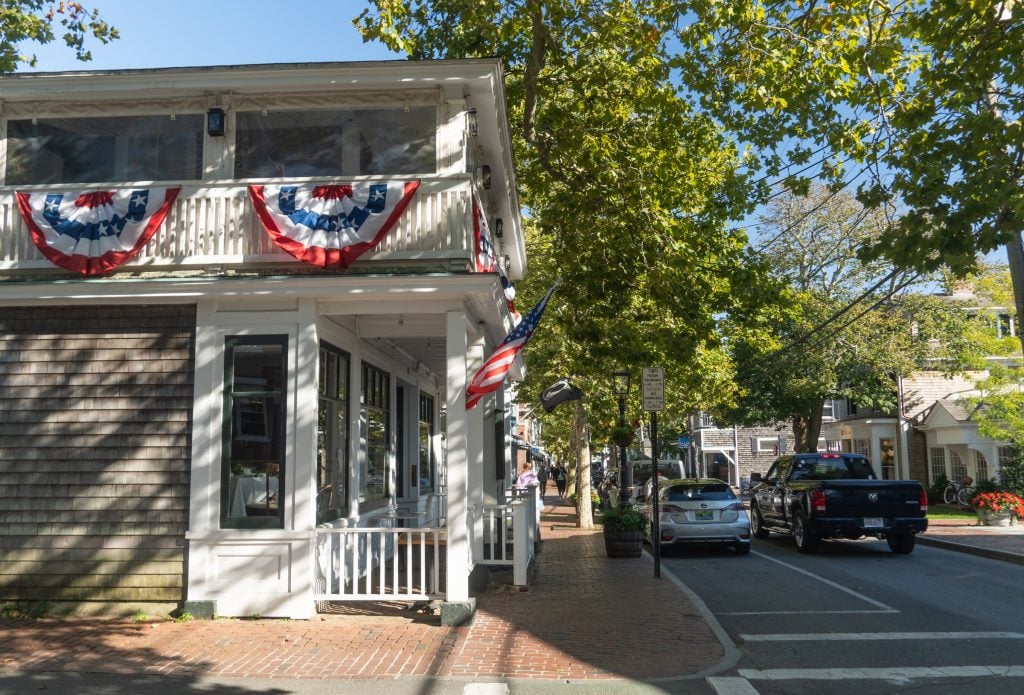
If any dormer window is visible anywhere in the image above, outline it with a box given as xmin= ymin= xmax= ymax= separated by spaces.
xmin=5 ymin=115 xmax=203 ymax=185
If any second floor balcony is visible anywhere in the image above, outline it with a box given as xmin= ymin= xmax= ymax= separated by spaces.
xmin=0 ymin=60 xmax=524 ymax=281
xmin=0 ymin=176 xmax=489 ymax=276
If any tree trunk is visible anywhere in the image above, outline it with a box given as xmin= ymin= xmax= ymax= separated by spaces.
xmin=575 ymin=400 xmax=594 ymax=529
xmin=792 ymin=401 xmax=825 ymax=452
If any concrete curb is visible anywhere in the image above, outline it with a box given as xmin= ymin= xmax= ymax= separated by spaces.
xmin=917 ymin=535 xmax=1024 ymax=565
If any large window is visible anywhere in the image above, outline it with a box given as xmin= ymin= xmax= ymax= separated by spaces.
xmin=975 ymin=451 xmax=990 ymax=484
xmin=950 ymin=450 xmax=968 ymax=485
xmin=317 ymin=343 xmax=349 ymax=524
xmin=361 ymin=362 xmax=390 ymax=506
xmin=419 ymin=394 xmax=435 ymax=494
xmin=5 ymin=115 xmax=203 ymax=185
xmin=234 ymin=107 xmax=436 ymax=178
xmin=930 ymin=447 xmax=947 ymax=483
xmin=222 ymin=336 xmax=287 ymax=529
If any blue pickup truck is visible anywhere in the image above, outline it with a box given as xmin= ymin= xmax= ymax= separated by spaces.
xmin=749 ymin=453 xmax=929 ymax=554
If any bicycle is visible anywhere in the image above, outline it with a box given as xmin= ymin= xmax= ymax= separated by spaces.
xmin=943 ymin=476 xmax=975 ymax=506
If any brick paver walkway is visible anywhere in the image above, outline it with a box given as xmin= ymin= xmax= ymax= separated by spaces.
xmin=0 ymin=496 xmax=724 ymax=682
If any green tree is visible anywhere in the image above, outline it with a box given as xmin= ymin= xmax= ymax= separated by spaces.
xmin=356 ymin=1 xmax=772 ymax=524
xmin=674 ymin=0 xmax=1024 ymax=350
xmin=1 ymin=1 xmax=117 ymax=72
xmin=722 ymin=186 xmax=962 ymax=451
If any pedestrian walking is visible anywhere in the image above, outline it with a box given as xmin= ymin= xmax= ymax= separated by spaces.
xmin=516 ymin=461 xmax=538 ymax=490
xmin=538 ymin=464 xmax=549 ymax=497
xmin=553 ymin=462 xmax=567 ymax=498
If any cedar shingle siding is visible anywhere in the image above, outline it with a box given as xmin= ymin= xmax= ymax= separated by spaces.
xmin=0 ymin=305 xmax=195 ymax=603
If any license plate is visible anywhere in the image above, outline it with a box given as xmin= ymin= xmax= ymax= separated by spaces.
xmin=695 ymin=510 xmax=714 ymax=521
xmin=863 ymin=517 xmax=883 ymax=528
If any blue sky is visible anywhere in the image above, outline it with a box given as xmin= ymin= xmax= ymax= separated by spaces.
xmin=19 ymin=1 xmax=401 ymax=72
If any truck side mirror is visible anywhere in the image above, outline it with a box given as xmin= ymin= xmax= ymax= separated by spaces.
xmin=750 ymin=472 xmax=763 ymax=484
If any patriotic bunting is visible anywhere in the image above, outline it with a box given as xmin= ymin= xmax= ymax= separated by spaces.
xmin=466 ymin=282 xmax=558 ymax=410
xmin=473 ymin=194 xmax=497 ymax=273
xmin=16 ymin=188 xmax=179 ymax=275
xmin=248 ymin=181 xmax=419 ymax=268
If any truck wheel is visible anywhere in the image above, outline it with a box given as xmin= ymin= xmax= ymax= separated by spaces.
xmin=887 ymin=533 xmax=915 ymax=554
xmin=750 ymin=503 xmax=770 ymax=539
xmin=793 ymin=511 xmax=819 ymax=553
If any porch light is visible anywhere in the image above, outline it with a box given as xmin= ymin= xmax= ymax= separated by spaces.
xmin=478 ymin=164 xmax=492 ymax=190
xmin=494 ymin=217 xmax=503 ymax=238
xmin=466 ymin=107 xmax=479 ymax=137
xmin=207 ymin=108 xmax=226 ymax=137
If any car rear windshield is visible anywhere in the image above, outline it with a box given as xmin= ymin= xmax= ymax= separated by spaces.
xmin=666 ymin=484 xmax=735 ymax=501
xmin=789 ymin=457 xmax=876 ymax=481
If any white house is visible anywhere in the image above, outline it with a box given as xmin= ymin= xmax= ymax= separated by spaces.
xmin=0 ymin=59 xmax=535 ymax=623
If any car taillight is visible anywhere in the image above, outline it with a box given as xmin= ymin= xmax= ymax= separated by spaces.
xmin=723 ymin=502 xmax=745 ymax=511
xmin=662 ymin=504 xmax=686 ymax=514
xmin=920 ymin=487 xmax=928 ymax=513
xmin=810 ymin=489 xmax=827 ymax=513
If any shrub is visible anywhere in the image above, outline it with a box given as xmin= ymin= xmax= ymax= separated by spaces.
xmin=599 ymin=504 xmax=645 ymax=533
xmin=927 ymin=475 xmax=951 ymax=505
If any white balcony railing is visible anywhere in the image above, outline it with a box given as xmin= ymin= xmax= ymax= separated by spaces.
xmin=0 ymin=177 xmax=479 ymax=272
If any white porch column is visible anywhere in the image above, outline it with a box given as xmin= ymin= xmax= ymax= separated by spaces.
xmin=467 ymin=336 xmax=485 ymax=562
xmin=445 ymin=310 xmax=470 ymax=602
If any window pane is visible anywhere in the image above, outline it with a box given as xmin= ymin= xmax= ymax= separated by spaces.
xmin=223 ymin=337 xmax=287 ymax=529
xmin=6 ymin=115 xmax=203 ymax=184
xmin=361 ymin=362 xmax=390 ymax=505
xmin=365 ymin=406 xmax=388 ymax=503
xmin=234 ymin=107 xmax=436 ymax=178
xmin=317 ymin=344 xmax=349 ymax=524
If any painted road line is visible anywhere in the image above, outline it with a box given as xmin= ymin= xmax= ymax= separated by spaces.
xmin=741 ymin=631 xmax=1024 ymax=642
xmin=751 ymin=550 xmax=897 ymax=612
xmin=707 ymin=676 xmax=760 ymax=694
xmin=723 ymin=609 xmax=892 ymax=616
xmin=739 ymin=665 xmax=1024 ymax=681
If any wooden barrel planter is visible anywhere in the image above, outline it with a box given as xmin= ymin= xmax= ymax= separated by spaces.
xmin=603 ymin=529 xmax=644 ymax=558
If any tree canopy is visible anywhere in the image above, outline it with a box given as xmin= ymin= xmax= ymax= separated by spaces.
xmin=356 ymin=0 xmax=772 ymax=439
xmin=0 ymin=1 xmax=117 ymax=72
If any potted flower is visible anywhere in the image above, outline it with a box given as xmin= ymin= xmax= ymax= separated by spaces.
xmin=600 ymin=503 xmax=646 ymax=558
xmin=610 ymin=423 xmax=635 ymax=448
xmin=971 ymin=491 xmax=1024 ymax=526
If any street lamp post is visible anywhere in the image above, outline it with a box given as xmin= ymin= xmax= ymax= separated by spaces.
xmin=612 ymin=370 xmax=631 ymax=507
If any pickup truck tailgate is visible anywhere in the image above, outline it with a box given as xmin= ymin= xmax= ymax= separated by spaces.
xmin=820 ymin=480 xmax=924 ymax=518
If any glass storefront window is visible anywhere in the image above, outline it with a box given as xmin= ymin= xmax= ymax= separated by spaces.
xmin=419 ymin=394 xmax=435 ymax=494
xmin=361 ymin=362 xmax=390 ymax=506
xmin=5 ymin=115 xmax=203 ymax=184
xmin=222 ymin=336 xmax=287 ymax=529
xmin=317 ymin=343 xmax=349 ymax=524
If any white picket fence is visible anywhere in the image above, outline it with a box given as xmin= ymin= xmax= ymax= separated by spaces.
xmin=313 ymin=488 xmax=537 ymax=603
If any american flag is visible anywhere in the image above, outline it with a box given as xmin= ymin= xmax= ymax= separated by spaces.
xmin=466 ymin=283 xmax=558 ymax=410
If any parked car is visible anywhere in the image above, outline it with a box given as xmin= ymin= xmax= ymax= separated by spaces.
xmin=630 ymin=458 xmax=686 ymax=501
xmin=749 ymin=453 xmax=928 ymax=554
xmin=637 ymin=478 xmax=751 ymax=555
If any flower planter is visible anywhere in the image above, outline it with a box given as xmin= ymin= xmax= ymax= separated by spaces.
xmin=979 ymin=510 xmax=1015 ymax=527
xmin=603 ymin=529 xmax=644 ymax=558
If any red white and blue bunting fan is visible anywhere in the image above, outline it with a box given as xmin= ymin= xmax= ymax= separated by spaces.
xmin=473 ymin=194 xmax=497 ymax=273
xmin=16 ymin=188 xmax=180 ymax=275
xmin=248 ymin=181 xmax=419 ymax=268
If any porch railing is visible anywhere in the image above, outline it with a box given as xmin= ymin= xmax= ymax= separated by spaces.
xmin=314 ymin=526 xmax=446 ymax=603
xmin=313 ymin=490 xmax=537 ymax=603
xmin=476 ymin=487 xmax=537 ymax=586
xmin=0 ymin=177 xmax=477 ymax=272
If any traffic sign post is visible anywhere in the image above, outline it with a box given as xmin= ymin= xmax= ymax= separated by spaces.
xmin=643 ymin=367 xmax=664 ymax=578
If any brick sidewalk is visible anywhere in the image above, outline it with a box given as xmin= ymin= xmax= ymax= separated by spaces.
xmin=0 ymin=495 xmax=726 ymax=683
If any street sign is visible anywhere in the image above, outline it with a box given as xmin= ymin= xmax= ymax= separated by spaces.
xmin=678 ymin=436 xmax=690 ymax=448
xmin=642 ymin=367 xmax=664 ymax=412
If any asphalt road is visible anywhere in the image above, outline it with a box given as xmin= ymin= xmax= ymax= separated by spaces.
xmin=662 ymin=532 xmax=1024 ymax=694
